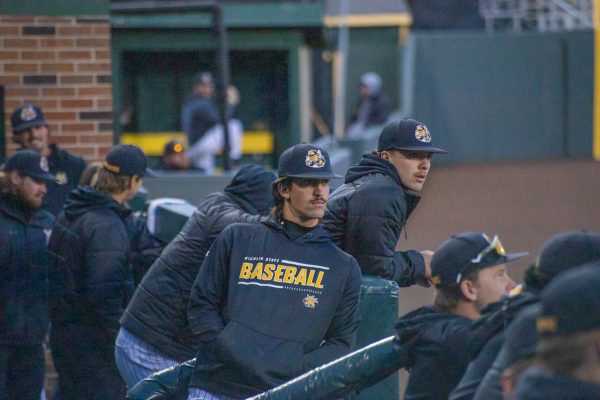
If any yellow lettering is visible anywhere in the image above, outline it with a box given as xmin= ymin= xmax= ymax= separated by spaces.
xmin=274 ymin=265 xmax=285 ymax=282
xmin=250 ymin=263 xmax=263 ymax=280
xmin=283 ymin=266 xmax=297 ymax=283
xmin=314 ymin=271 xmax=324 ymax=288
xmin=263 ymin=264 xmax=275 ymax=281
xmin=307 ymin=269 xmax=316 ymax=287
xmin=240 ymin=262 xmax=253 ymax=279
xmin=294 ymin=268 xmax=307 ymax=286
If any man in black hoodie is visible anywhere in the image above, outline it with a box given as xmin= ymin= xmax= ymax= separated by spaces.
xmin=512 ymin=264 xmax=600 ymax=400
xmin=186 ymin=143 xmax=362 ymax=400
xmin=394 ymin=232 xmax=525 ymax=400
xmin=48 ymin=144 xmax=149 ymax=399
xmin=116 ymin=164 xmax=276 ymax=389
xmin=323 ymin=118 xmax=447 ymax=288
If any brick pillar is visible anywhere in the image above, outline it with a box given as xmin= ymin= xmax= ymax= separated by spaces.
xmin=1 ymin=15 xmax=113 ymax=162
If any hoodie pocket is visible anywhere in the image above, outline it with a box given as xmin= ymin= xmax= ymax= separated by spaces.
xmin=215 ymin=320 xmax=304 ymax=384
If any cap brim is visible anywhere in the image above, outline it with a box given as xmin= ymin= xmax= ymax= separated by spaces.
xmin=144 ymin=168 xmax=158 ymax=178
xmin=27 ymin=172 xmax=57 ymax=183
xmin=392 ymin=146 xmax=448 ymax=154
xmin=13 ymin=120 xmax=47 ymax=134
xmin=285 ymin=172 xmax=343 ymax=179
xmin=503 ymin=252 xmax=529 ymax=264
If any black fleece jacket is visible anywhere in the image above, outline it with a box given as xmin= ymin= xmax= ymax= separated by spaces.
xmin=120 ymin=164 xmax=276 ymax=361
xmin=188 ymin=218 xmax=362 ymax=398
xmin=323 ymin=153 xmax=424 ymax=286
xmin=512 ymin=367 xmax=600 ymax=400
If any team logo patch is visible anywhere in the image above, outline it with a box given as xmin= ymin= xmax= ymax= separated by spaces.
xmin=303 ymin=294 xmax=319 ymax=308
xmin=55 ymin=171 xmax=67 ymax=185
xmin=415 ymin=125 xmax=431 ymax=143
xmin=40 ymin=156 xmax=49 ymax=172
xmin=20 ymin=105 xmax=37 ymax=122
xmin=305 ymin=149 xmax=325 ymax=169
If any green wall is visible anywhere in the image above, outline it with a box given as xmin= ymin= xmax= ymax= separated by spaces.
xmin=406 ymin=30 xmax=593 ymax=164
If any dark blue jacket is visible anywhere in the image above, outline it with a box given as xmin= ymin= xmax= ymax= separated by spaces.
xmin=513 ymin=367 xmax=600 ymax=400
xmin=394 ymin=305 xmax=474 ymax=400
xmin=0 ymin=193 xmax=54 ymax=345
xmin=187 ymin=218 xmax=362 ymax=398
xmin=48 ymin=186 xmax=134 ymax=337
xmin=180 ymin=93 xmax=220 ymax=145
xmin=323 ymin=153 xmax=425 ymax=286
xmin=120 ymin=165 xmax=275 ymax=361
xmin=44 ymin=144 xmax=86 ymax=216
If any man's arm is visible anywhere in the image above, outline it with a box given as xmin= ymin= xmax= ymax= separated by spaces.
xmin=347 ymin=185 xmax=426 ymax=286
xmin=302 ymin=260 xmax=362 ymax=370
xmin=187 ymin=227 xmax=233 ymax=341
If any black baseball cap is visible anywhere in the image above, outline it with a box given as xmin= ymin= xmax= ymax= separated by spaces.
xmin=377 ymin=119 xmax=447 ymax=154
xmin=11 ymin=104 xmax=47 ymax=134
xmin=2 ymin=150 xmax=56 ymax=182
xmin=537 ymin=262 xmax=600 ymax=337
xmin=431 ymin=232 xmax=528 ymax=287
xmin=504 ymin=304 xmax=541 ymax=366
xmin=192 ymin=71 xmax=214 ymax=86
xmin=534 ymin=230 xmax=600 ymax=282
xmin=102 ymin=144 xmax=153 ymax=177
xmin=277 ymin=143 xmax=342 ymax=180
xmin=163 ymin=140 xmax=186 ymax=155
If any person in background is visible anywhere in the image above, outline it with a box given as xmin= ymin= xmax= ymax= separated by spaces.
xmin=48 ymin=144 xmax=149 ymax=399
xmin=346 ymin=72 xmax=392 ymax=138
xmin=160 ymin=140 xmax=195 ymax=171
xmin=0 ymin=151 xmax=55 ymax=400
xmin=11 ymin=104 xmax=86 ymax=216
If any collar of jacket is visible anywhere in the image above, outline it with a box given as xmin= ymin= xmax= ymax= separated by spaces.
xmin=262 ymin=216 xmax=330 ymax=244
xmin=0 ymin=192 xmax=35 ymax=223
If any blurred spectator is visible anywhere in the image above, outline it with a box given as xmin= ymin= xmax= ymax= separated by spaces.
xmin=159 ymin=140 xmax=195 ymax=171
xmin=346 ymin=72 xmax=391 ymax=138
xmin=11 ymin=104 xmax=86 ymax=217
xmin=0 ymin=151 xmax=55 ymax=400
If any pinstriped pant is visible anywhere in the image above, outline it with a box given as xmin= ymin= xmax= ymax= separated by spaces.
xmin=114 ymin=327 xmax=180 ymax=389
xmin=188 ymin=387 xmax=239 ymax=400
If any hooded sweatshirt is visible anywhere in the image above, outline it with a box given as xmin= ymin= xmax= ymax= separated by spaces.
xmin=187 ymin=217 xmax=362 ymax=398
xmin=323 ymin=153 xmax=424 ymax=286
xmin=48 ymin=186 xmax=133 ymax=336
xmin=120 ymin=164 xmax=276 ymax=360
xmin=394 ymin=305 xmax=473 ymax=400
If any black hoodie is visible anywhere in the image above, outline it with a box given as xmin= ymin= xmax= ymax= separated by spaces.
xmin=512 ymin=367 xmax=600 ymax=400
xmin=323 ymin=153 xmax=424 ymax=286
xmin=187 ymin=217 xmax=362 ymax=398
xmin=48 ymin=186 xmax=133 ymax=336
xmin=120 ymin=164 xmax=276 ymax=361
xmin=394 ymin=305 xmax=473 ymax=400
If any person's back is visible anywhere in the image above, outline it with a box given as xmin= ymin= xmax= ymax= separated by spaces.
xmin=48 ymin=144 xmax=148 ymax=399
xmin=116 ymin=164 xmax=275 ymax=387
xmin=324 ymin=119 xmax=447 ymax=287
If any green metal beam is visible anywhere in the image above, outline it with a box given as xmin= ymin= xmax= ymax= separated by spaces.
xmin=0 ymin=0 xmax=109 ymax=15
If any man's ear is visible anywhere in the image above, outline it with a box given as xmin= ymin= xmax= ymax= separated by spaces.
xmin=278 ymin=182 xmax=290 ymax=200
xmin=380 ymin=151 xmax=390 ymax=161
xmin=8 ymin=170 xmax=22 ymax=186
xmin=460 ymin=279 xmax=478 ymax=302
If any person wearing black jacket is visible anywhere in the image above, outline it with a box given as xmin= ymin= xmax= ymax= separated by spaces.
xmin=512 ymin=264 xmax=600 ymax=400
xmin=323 ymin=118 xmax=446 ymax=287
xmin=48 ymin=144 xmax=149 ymax=399
xmin=186 ymin=143 xmax=362 ymax=400
xmin=11 ymin=104 xmax=86 ymax=216
xmin=0 ymin=151 xmax=55 ymax=400
xmin=450 ymin=230 xmax=600 ymax=400
xmin=116 ymin=164 xmax=276 ymax=388
xmin=394 ymin=232 xmax=525 ymax=400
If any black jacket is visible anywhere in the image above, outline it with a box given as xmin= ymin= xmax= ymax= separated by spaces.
xmin=188 ymin=218 xmax=362 ymax=398
xmin=450 ymin=290 xmax=540 ymax=400
xmin=323 ymin=153 xmax=425 ymax=286
xmin=0 ymin=194 xmax=54 ymax=345
xmin=512 ymin=367 xmax=600 ymax=400
xmin=350 ymin=93 xmax=392 ymax=127
xmin=48 ymin=186 xmax=134 ymax=337
xmin=394 ymin=305 xmax=474 ymax=400
xmin=120 ymin=165 xmax=275 ymax=361
xmin=180 ymin=93 xmax=220 ymax=145
xmin=44 ymin=144 xmax=86 ymax=216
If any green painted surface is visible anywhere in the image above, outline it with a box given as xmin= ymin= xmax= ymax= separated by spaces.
xmin=408 ymin=31 xmax=581 ymax=164
xmin=0 ymin=0 xmax=109 ymax=15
